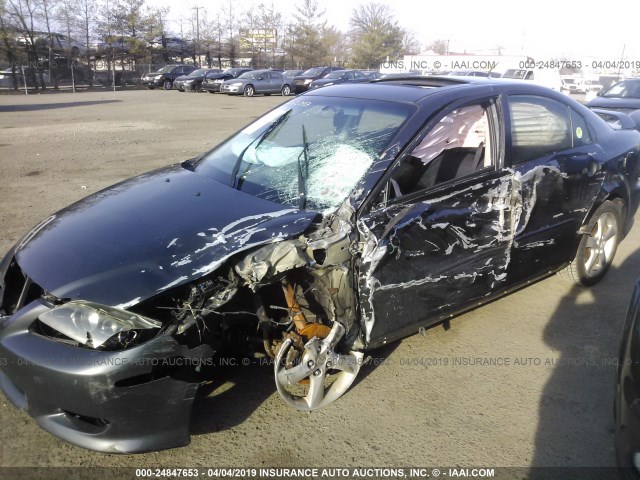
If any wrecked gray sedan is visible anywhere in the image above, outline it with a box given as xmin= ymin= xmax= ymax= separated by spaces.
xmin=1 ymin=77 xmax=640 ymax=453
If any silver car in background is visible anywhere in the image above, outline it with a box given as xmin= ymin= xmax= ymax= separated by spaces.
xmin=220 ymin=69 xmax=291 ymax=97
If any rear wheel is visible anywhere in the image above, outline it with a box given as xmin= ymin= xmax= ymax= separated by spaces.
xmin=195 ymin=82 xmax=203 ymax=93
xmin=281 ymin=84 xmax=291 ymax=96
xmin=163 ymin=79 xmax=173 ymax=90
xmin=243 ymin=84 xmax=255 ymax=97
xmin=564 ymin=200 xmax=623 ymax=286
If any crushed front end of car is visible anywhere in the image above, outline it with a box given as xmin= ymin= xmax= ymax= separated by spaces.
xmin=0 ymin=92 xmax=412 ymax=453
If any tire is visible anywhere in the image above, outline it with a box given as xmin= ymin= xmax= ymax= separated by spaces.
xmin=564 ymin=200 xmax=623 ymax=286
xmin=207 ymin=90 xmax=216 ymax=94
xmin=163 ymin=79 xmax=173 ymax=90
xmin=195 ymin=83 xmax=203 ymax=93
xmin=243 ymin=84 xmax=255 ymax=97
xmin=281 ymin=84 xmax=291 ymax=96
xmin=147 ymin=86 xmax=155 ymax=90
xmin=71 ymin=46 xmax=80 ymax=57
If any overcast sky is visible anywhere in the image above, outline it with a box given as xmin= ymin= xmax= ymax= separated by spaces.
xmin=147 ymin=0 xmax=640 ymax=60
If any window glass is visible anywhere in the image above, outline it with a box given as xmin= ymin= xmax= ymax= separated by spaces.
xmin=508 ymin=95 xmax=571 ymax=163
xmin=570 ymin=109 xmax=592 ymax=147
xmin=389 ymin=102 xmax=494 ymax=197
xmin=196 ymin=97 xmax=413 ymax=211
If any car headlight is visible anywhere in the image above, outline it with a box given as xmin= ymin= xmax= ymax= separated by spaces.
xmin=184 ymin=79 xmax=194 ymax=83
xmin=154 ymin=75 xmax=162 ymax=79
xmin=304 ymin=78 xmax=312 ymax=84
xmin=214 ymin=79 xmax=224 ymax=83
xmin=39 ymin=300 xmax=161 ymax=349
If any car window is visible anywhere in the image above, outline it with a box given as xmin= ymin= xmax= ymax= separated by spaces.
xmin=508 ymin=95 xmax=571 ymax=163
xmin=569 ymin=109 xmax=592 ymax=147
xmin=389 ymin=101 xmax=496 ymax=198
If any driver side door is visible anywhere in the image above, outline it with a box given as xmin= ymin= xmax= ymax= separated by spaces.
xmin=356 ymin=96 xmax=518 ymax=347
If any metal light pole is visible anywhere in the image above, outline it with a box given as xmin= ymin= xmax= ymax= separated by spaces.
xmin=193 ymin=6 xmax=202 ymax=65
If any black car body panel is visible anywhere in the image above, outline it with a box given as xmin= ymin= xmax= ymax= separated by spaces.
xmin=308 ymin=70 xmax=369 ymax=90
xmin=2 ymin=77 xmax=640 ymax=453
xmin=587 ymin=79 xmax=640 ymax=116
xmin=616 ymin=279 xmax=640 ymax=477
xmin=13 ymin=165 xmax=317 ymax=308
xmin=173 ymin=69 xmax=222 ymax=92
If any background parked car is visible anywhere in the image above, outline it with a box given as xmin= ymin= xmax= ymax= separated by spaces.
xmin=282 ymin=69 xmax=303 ymax=80
xmin=292 ymin=66 xmax=343 ymax=94
xmin=0 ymin=67 xmax=49 ymax=88
xmin=173 ymin=68 xmax=222 ymax=92
xmin=15 ymin=31 xmax=86 ymax=57
xmin=95 ymin=69 xmax=141 ymax=87
xmin=148 ymin=37 xmax=194 ymax=56
xmin=141 ymin=65 xmax=197 ymax=90
xmin=201 ymin=67 xmax=253 ymax=93
xmin=220 ymin=69 xmax=291 ymax=96
xmin=308 ymin=69 xmax=369 ymax=90
xmin=96 ymin=36 xmax=136 ymax=57
xmin=586 ymin=79 xmax=640 ymax=112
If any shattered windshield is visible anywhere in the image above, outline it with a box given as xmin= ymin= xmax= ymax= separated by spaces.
xmin=195 ymin=96 xmax=414 ymax=211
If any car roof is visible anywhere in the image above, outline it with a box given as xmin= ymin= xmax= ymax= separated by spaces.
xmin=303 ymin=76 xmax=565 ymax=103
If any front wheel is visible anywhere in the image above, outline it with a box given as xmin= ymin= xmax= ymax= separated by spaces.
xmin=243 ymin=84 xmax=255 ymax=97
xmin=564 ymin=200 xmax=623 ymax=286
xmin=281 ymin=85 xmax=291 ymax=96
xmin=163 ymin=79 xmax=173 ymax=90
xmin=195 ymin=82 xmax=203 ymax=93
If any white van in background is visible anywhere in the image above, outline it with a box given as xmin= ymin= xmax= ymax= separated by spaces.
xmin=501 ymin=68 xmax=562 ymax=91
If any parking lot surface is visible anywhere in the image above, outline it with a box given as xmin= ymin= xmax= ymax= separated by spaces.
xmin=0 ymin=90 xmax=638 ymax=468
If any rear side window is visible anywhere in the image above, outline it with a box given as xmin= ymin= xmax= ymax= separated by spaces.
xmin=508 ymin=95 xmax=571 ymax=163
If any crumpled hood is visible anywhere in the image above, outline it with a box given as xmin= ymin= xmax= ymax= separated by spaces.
xmin=15 ymin=164 xmax=318 ymax=308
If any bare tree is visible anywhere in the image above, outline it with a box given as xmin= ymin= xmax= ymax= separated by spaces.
xmin=6 ymin=0 xmax=43 ymax=90
xmin=0 ymin=0 xmax=22 ymax=89
xmin=426 ymin=39 xmax=448 ymax=55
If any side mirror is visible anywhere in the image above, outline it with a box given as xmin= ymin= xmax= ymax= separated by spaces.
xmin=596 ymin=89 xmax=604 ymax=97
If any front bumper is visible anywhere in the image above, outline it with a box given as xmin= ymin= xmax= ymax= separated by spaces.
xmin=293 ymin=81 xmax=311 ymax=94
xmin=141 ymin=77 xmax=164 ymax=87
xmin=203 ymin=82 xmax=223 ymax=92
xmin=0 ymin=300 xmax=208 ymax=453
xmin=220 ymin=84 xmax=242 ymax=94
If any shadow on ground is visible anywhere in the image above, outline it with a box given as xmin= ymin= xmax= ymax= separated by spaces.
xmin=531 ymin=247 xmax=640 ymax=475
xmin=0 ymin=100 xmax=121 ymax=112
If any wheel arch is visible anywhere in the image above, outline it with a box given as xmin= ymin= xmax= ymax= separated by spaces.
xmin=583 ymin=183 xmax=630 ymax=237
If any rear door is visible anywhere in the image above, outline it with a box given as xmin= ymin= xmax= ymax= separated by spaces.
xmin=504 ymin=94 xmax=605 ymax=285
